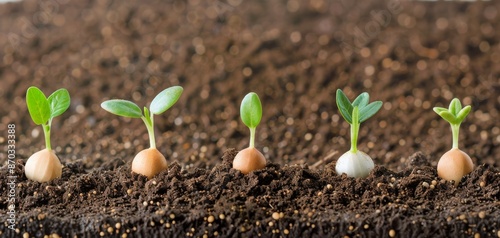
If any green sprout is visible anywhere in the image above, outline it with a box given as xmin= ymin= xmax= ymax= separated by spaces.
xmin=336 ymin=89 xmax=382 ymax=153
xmin=433 ymin=98 xmax=471 ymax=149
xmin=240 ymin=92 xmax=262 ymax=148
xmin=335 ymin=89 xmax=382 ymax=178
xmin=26 ymin=87 xmax=71 ymax=151
xmin=101 ymin=86 xmax=183 ymax=179
xmin=25 ymin=86 xmax=70 ymax=182
xmin=101 ymin=86 xmax=183 ymax=149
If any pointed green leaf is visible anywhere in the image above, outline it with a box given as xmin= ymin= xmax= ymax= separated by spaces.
xmin=101 ymin=100 xmax=143 ymax=118
xmin=150 ymin=86 xmax=183 ymax=115
xmin=47 ymin=89 xmax=70 ymax=119
xmin=26 ymin=87 xmax=51 ymax=125
xmin=449 ymin=98 xmax=462 ymax=116
xmin=240 ymin=92 xmax=262 ymax=128
xmin=352 ymin=92 xmax=369 ymax=108
xmin=456 ymin=105 xmax=471 ymax=122
xmin=336 ymin=89 xmax=353 ymax=124
xmin=433 ymin=107 xmax=447 ymax=114
xmin=438 ymin=111 xmax=458 ymax=124
xmin=359 ymin=101 xmax=383 ymax=123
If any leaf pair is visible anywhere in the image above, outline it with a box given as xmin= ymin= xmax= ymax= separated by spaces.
xmin=240 ymin=92 xmax=262 ymax=129
xmin=26 ymin=87 xmax=71 ymax=125
xmin=433 ymin=98 xmax=471 ymax=125
xmin=336 ymin=89 xmax=382 ymax=124
xmin=101 ymin=86 xmax=183 ymax=118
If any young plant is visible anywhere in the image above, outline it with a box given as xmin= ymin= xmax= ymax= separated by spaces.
xmin=433 ymin=98 xmax=473 ymax=185
xmin=101 ymin=86 xmax=183 ymax=179
xmin=25 ymin=87 xmax=70 ymax=182
xmin=335 ymin=89 xmax=382 ymax=178
xmin=232 ymin=92 xmax=266 ymax=174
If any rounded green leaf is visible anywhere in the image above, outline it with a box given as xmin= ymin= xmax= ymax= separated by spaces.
xmin=359 ymin=101 xmax=382 ymax=123
xmin=449 ymin=98 xmax=462 ymax=116
xmin=240 ymin=92 xmax=262 ymax=128
xmin=352 ymin=92 xmax=369 ymax=108
xmin=26 ymin=87 xmax=50 ymax=125
xmin=48 ymin=88 xmax=70 ymax=118
xmin=150 ymin=86 xmax=183 ymax=115
xmin=336 ymin=89 xmax=353 ymax=124
xmin=101 ymin=100 xmax=143 ymax=118
xmin=456 ymin=105 xmax=471 ymax=122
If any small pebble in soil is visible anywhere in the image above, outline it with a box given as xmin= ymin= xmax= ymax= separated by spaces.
xmin=272 ymin=212 xmax=280 ymax=220
xmin=478 ymin=211 xmax=486 ymax=219
xmin=207 ymin=215 xmax=215 ymax=223
xmin=219 ymin=214 xmax=225 ymax=219
xmin=389 ymin=229 xmax=396 ymax=237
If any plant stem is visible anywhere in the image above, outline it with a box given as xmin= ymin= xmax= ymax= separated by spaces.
xmin=142 ymin=115 xmax=156 ymax=149
xmin=42 ymin=124 xmax=51 ymax=150
xmin=249 ymin=127 xmax=256 ymax=148
xmin=350 ymin=107 xmax=359 ymax=153
xmin=451 ymin=123 xmax=460 ymax=149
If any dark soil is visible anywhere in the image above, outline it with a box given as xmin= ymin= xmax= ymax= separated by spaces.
xmin=1 ymin=0 xmax=500 ymax=237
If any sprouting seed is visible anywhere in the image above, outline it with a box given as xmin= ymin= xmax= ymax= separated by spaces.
xmin=101 ymin=86 xmax=183 ymax=179
xmin=232 ymin=92 xmax=266 ymax=174
xmin=334 ymin=89 xmax=382 ymax=178
xmin=25 ymin=87 xmax=70 ymax=182
xmin=433 ymin=98 xmax=473 ymax=186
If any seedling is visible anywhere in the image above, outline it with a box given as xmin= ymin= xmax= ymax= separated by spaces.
xmin=335 ymin=89 xmax=382 ymax=178
xmin=433 ymin=98 xmax=473 ymax=185
xmin=101 ymin=86 xmax=183 ymax=179
xmin=232 ymin=92 xmax=266 ymax=174
xmin=25 ymin=87 xmax=70 ymax=182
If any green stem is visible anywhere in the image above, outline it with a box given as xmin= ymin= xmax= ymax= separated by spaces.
xmin=249 ymin=127 xmax=256 ymax=148
xmin=451 ymin=123 xmax=460 ymax=149
xmin=350 ymin=107 xmax=359 ymax=153
xmin=42 ymin=124 xmax=51 ymax=150
xmin=142 ymin=115 xmax=156 ymax=149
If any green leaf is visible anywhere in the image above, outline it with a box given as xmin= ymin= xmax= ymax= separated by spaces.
xmin=438 ymin=111 xmax=458 ymax=124
xmin=449 ymin=98 xmax=462 ymax=116
xmin=240 ymin=92 xmax=262 ymax=128
xmin=433 ymin=107 xmax=447 ymax=114
xmin=150 ymin=86 xmax=183 ymax=115
xmin=352 ymin=92 xmax=369 ymax=108
xmin=26 ymin=87 xmax=51 ymax=125
xmin=359 ymin=101 xmax=383 ymax=123
xmin=101 ymin=100 xmax=143 ymax=118
xmin=456 ymin=105 xmax=471 ymax=122
xmin=47 ymin=89 xmax=70 ymax=118
xmin=336 ymin=89 xmax=353 ymax=124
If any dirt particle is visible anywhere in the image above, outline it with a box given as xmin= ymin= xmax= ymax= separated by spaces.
xmin=389 ymin=229 xmax=396 ymax=237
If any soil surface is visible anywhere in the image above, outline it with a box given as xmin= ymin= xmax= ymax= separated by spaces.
xmin=1 ymin=0 xmax=500 ymax=237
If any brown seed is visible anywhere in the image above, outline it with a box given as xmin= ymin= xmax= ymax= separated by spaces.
xmin=232 ymin=147 xmax=266 ymax=174
xmin=437 ymin=148 xmax=474 ymax=186
xmin=131 ymin=148 xmax=168 ymax=179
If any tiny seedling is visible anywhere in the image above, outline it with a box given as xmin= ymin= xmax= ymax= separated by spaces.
xmin=233 ymin=92 xmax=266 ymax=174
xmin=433 ymin=98 xmax=473 ymax=185
xmin=101 ymin=86 xmax=183 ymax=179
xmin=25 ymin=86 xmax=70 ymax=182
xmin=335 ymin=89 xmax=382 ymax=178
